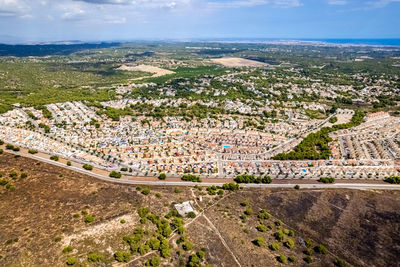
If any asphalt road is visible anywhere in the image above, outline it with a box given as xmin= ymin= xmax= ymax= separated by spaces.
xmin=3 ymin=148 xmax=400 ymax=190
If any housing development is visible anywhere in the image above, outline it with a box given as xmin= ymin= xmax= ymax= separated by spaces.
xmin=1 ymin=41 xmax=400 ymax=267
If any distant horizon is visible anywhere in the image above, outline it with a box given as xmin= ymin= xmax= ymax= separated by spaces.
xmin=1 ymin=38 xmax=400 ymax=47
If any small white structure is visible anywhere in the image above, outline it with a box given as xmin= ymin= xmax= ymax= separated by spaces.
xmin=174 ymin=201 xmax=195 ymax=216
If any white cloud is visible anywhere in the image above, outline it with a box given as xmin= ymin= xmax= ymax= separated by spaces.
xmin=0 ymin=0 xmax=28 ymax=17
xmin=327 ymin=0 xmax=347 ymax=5
xmin=207 ymin=0 xmax=302 ymax=8
xmin=368 ymin=0 xmax=400 ymax=8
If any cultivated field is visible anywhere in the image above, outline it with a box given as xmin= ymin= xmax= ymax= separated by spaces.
xmin=210 ymin=57 xmax=267 ymax=67
xmin=117 ymin=64 xmax=175 ymax=78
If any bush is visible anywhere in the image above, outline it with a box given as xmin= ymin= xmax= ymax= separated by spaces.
xmin=87 ymin=252 xmax=104 ymax=262
xmin=181 ymin=174 xmax=202 ymax=182
xmin=256 ymin=224 xmax=267 ymax=232
xmin=148 ymin=256 xmax=161 ymax=266
xmin=318 ymin=177 xmax=335 ymax=183
xmin=258 ymin=209 xmax=270 ymax=219
xmin=182 ymin=241 xmax=193 ymax=251
xmin=120 ymin=167 xmax=128 ymax=172
xmin=20 ymin=172 xmax=27 ymax=179
xmin=28 ymin=149 xmax=38 ymax=154
xmin=109 ymin=171 xmax=122 ymax=178
xmin=304 ymin=256 xmax=313 ymax=264
xmin=120 ymin=219 xmax=126 ymax=224
xmin=158 ymin=173 xmax=166 ymax=180
xmin=277 ymin=255 xmax=287 ymax=264
xmin=284 ymin=238 xmax=295 ymax=249
xmin=84 ymin=214 xmax=95 ymax=223
xmin=222 ymin=183 xmax=240 ymax=191
xmin=288 ymin=255 xmax=297 ymax=263
xmin=304 ymin=248 xmax=313 ymax=256
xmin=187 ymin=211 xmax=196 ymax=218
xmin=334 ymin=258 xmax=346 ymax=267
xmin=62 ymin=245 xmax=73 ymax=253
xmin=9 ymin=170 xmax=18 ymax=179
xmin=252 ymin=237 xmax=265 ymax=247
xmin=50 ymin=155 xmax=59 ymax=161
xmin=0 ymin=149 xmax=3 ymax=155
xmin=234 ymin=174 xmax=272 ymax=184
xmin=141 ymin=187 xmax=150 ymax=195
xmin=82 ymin=164 xmax=93 ymax=171
xmin=274 ymin=230 xmax=285 ymax=241
xmin=294 ymin=184 xmax=300 ymax=190
xmin=315 ymin=244 xmax=328 ymax=254
xmin=384 ymin=176 xmax=400 ymax=184
xmin=329 ymin=116 xmax=338 ymax=123
xmin=270 ymin=242 xmax=280 ymax=251
xmin=114 ymin=251 xmax=131 ymax=262
xmin=66 ymin=257 xmax=77 ymax=266
xmin=244 ymin=208 xmax=253 ymax=216
xmin=67 ymin=161 xmax=71 ymax=166
xmin=305 ymin=238 xmax=313 ymax=247
xmin=5 ymin=144 xmax=14 ymax=150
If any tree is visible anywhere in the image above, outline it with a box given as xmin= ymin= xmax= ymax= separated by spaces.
xmin=109 ymin=171 xmax=122 ymax=178
xmin=256 ymin=224 xmax=267 ymax=232
xmin=315 ymin=244 xmax=328 ymax=254
xmin=67 ymin=161 xmax=72 ymax=166
xmin=158 ymin=173 xmax=166 ymax=180
xmin=148 ymin=256 xmax=161 ymax=266
xmin=304 ymin=256 xmax=313 ymax=264
xmin=83 ymin=164 xmax=93 ymax=171
xmin=114 ymin=251 xmax=131 ymax=262
xmin=334 ymin=258 xmax=346 ymax=267
xmin=384 ymin=176 xmax=400 ymax=184
xmin=87 ymin=252 xmax=104 ymax=262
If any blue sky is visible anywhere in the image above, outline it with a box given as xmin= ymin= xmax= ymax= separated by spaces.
xmin=0 ymin=0 xmax=399 ymax=43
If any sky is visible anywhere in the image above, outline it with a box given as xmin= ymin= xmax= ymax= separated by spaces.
xmin=0 ymin=0 xmax=399 ymax=43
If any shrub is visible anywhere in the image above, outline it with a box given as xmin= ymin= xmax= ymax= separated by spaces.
xmin=315 ymin=244 xmax=328 ymax=254
xmin=256 ymin=223 xmax=267 ymax=232
xmin=20 ymin=172 xmax=27 ymax=179
xmin=50 ymin=155 xmax=59 ymax=161
xmin=187 ymin=211 xmax=196 ymax=218
xmin=222 ymin=182 xmax=240 ymax=191
xmin=82 ymin=164 xmax=93 ymax=171
xmin=54 ymin=237 xmax=62 ymax=242
xmin=67 ymin=161 xmax=72 ymax=166
xmin=258 ymin=209 xmax=270 ymax=219
xmin=277 ymin=255 xmax=287 ymax=264
xmin=304 ymin=256 xmax=313 ymax=264
xmin=148 ymin=256 xmax=161 ymax=266
xmin=334 ymin=258 xmax=346 ymax=267
xmin=181 ymin=174 xmax=202 ymax=182
xmin=120 ymin=167 xmax=128 ymax=172
xmin=234 ymin=174 xmax=272 ymax=184
xmin=84 ymin=214 xmax=95 ymax=223
xmin=28 ymin=149 xmax=38 ymax=154
xmin=141 ymin=187 xmax=150 ymax=195
xmin=274 ymin=230 xmax=285 ymax=241
xmin=158 ymin=173 xmax=166 ymax=180
xmin=120 ymin=219 xmax=126 ymax=224
xmin=252 ymin=237 xmax=265 ymax=247
xmin=384 ymin=176 xmax=400 ymax=184
xmin=109 ymin=171 xmax=122 ymax=178
xmin=294 ymin=184 xmax=300 ymax=190
xmin=9 ymin=170 xmax=18 ymax=179
xmin=182 ymin=241 xmax=193 ymax=251
xmin=270 ymin=242 xmax=280 ymax=251
xmin=318 ymin=177 xmax=335 ymax=183
xmin=284 ymin=238 xmax=295 ymax=249
xmin=329 ymin=116 xmax=338 ymax=123
xmin=305 ymin=238 xmax=313 ymax=247
xmin=275 ymin=220 xmax=282 ymax=226
xmin=0 ymin=179 xmax=8 ymax=186
xmin=288 ymin=255 xmax=297 ymax=263
xmin=62 ymin=245 xmax=73 ymax=253
xmin=244 ymin=208 xmax=253 ymax=215
xmin=87 ymin=252 xmax=104 ymax=262
xmin=0 ymin=149 xmax=3 ymax=155
xmin=66 ymin=257 xmax=77 ymax=266
xmin=304 ymin=248 xmax=313 ymax=256
xmin=138 ymin=244 xmax=150 ymax=255
xmin=5 ymin=144 xmax=14 ymax=150
xmin=114 ymin=251 xmax=131 ymax=262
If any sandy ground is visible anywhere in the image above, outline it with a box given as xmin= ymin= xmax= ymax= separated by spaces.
xmin=117 ymin=64 xmax=174 ymax=78
xmin=210 ymin=57 xmax=267 ymax=67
